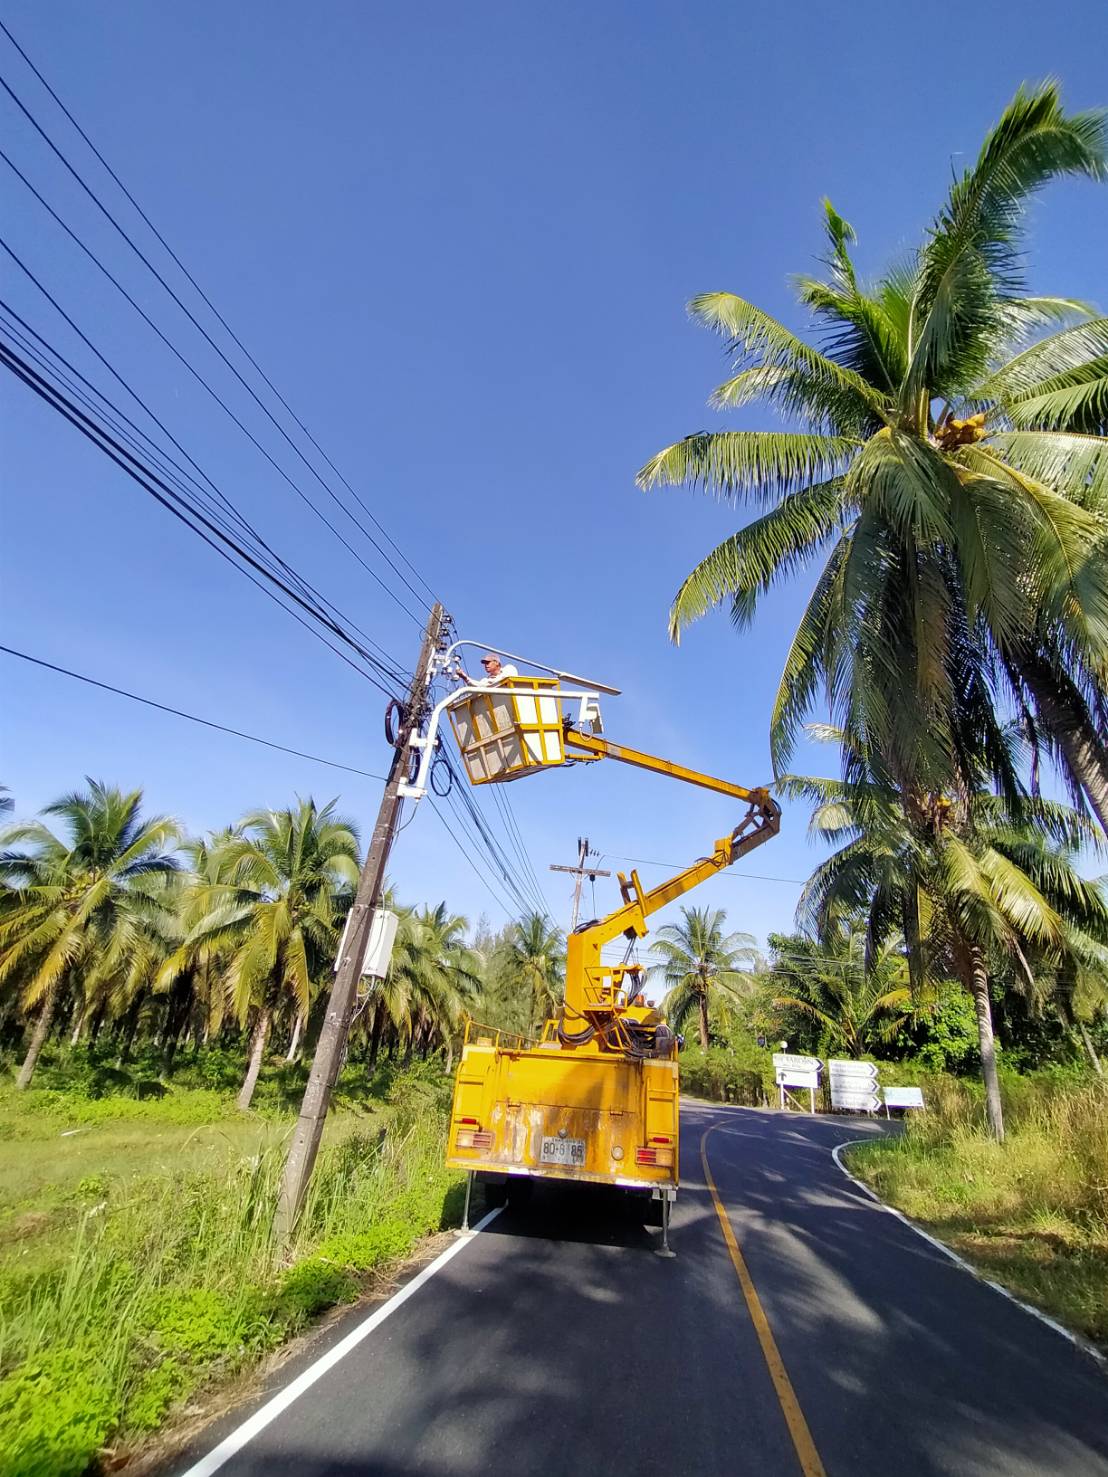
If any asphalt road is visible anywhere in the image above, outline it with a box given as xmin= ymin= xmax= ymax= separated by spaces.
xmin=175 ymin=1102 xmax=1108 ymax=1477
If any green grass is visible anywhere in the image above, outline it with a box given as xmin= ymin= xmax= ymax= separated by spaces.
xmin=0 ymin=1065 xmax=462 ymax=1477
xmin=847 ymin=1075 xmax=1108 ymax=1348
xmin=0 ymin=1086 xmax=375 ymax=1268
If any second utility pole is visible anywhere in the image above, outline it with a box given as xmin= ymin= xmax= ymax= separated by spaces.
xmin=276 ymin=601 xmax=447 ymax=1243
xmin=549 ymin=837 xmax=610 ymax=930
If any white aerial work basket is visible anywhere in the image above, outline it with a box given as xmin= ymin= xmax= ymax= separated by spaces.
xmin=449 ymin=677 xmax=565 ymax=785
xmin=396 ymin=642 xmax=617 ymax=802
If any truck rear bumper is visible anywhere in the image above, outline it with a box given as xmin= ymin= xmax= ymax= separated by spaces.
xmin=447 ymin=1158 xmax=676 ymax=1195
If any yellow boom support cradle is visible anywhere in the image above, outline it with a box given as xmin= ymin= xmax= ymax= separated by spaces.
xmin=442 ymin=672 xmax=781 ymax=1245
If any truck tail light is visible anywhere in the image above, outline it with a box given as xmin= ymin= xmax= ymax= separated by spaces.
xmin=454 ymin=1126 xmax=494 ymax=1151
xmin=636 ymin=1145 xmax=674 ymax=1168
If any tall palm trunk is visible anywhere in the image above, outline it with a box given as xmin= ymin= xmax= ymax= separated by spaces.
xmin=17 ymin=985 xmax=58 ymax=1089
xmin=368 ymin=1007 xmax=384 ymax=1067
xmin=1078 ymin=1022 xmax=1103 ymax=1078
xmin=285 ymin=1012 xmax=303 ymax=1063
xmin=967 ymin=947 xmax=1004 ymax=1142
xmin=117 ymin=991 xmax=146 ymax=1065
xmin=1021 ymin=658 xmax=1108 ymax=838
xmin=161 ymin=974 xmax=194 ymax=1077
xmin=237 ymin=1006 xmax=271 ymax=1111
xmin=697 ymin=988 xmax=710 ymax=1049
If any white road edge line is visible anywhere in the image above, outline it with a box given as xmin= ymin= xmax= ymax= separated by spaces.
xmin=179 ymin=1206 xmax=503 ymax=1477
xmin=831 ymin=1139 xmax=1105 ymax=1368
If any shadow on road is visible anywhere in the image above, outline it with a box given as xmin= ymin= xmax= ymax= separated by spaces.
xmin=482 ymin=1178 xmax=660 ymax=1250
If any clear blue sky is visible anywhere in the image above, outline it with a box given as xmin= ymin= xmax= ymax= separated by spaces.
xmin=2 ymin=1 xmax=1106 ymax=949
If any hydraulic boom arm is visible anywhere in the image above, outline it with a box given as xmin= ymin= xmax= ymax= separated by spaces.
xmin=559 ymin=727 xmax=780 ymax=1025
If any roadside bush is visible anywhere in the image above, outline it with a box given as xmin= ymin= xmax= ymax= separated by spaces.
xmin=274 ymin=1258 xmax=357 ymax=1324
xmin=142 ymin=1287 xmax=260 ymax=1363
xmin=10 ymin=1084 xmax=233 ymax=1128
xmin=0 ymin=1348 xmax=117 ymax=1477
xmin=679 ymin=1046 xmax=769 ymax=1105
xmin=124 ymin=1358 xmax=191 ymax=1434
xmin=315 ymin=1221 xmax=412 ymax=1272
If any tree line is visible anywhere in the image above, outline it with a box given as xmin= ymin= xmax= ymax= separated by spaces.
xmin=1 ymin=775 xmax=1103 ymax=1117
xmin=0 ymin=780 xmax=564 ymax=1106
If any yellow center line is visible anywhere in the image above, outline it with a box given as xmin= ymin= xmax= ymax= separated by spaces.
xmin=700 ymin=1124 xmax=827 ymax=1477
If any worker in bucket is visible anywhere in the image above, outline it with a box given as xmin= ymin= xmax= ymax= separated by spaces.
xmin=455 ymin=652 xmax=518 ymax=687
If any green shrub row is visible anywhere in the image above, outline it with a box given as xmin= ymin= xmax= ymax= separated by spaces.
xmin=679 ymin=1045 xmax=772 ymax=1105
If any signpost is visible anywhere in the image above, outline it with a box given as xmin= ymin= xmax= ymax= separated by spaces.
xmin=773 ymin=1053 xmax=822 ymax=1114
xmin=828 ymin=1059 xmax=881 ymax=1114
xmin=882 ymin=1085 xmax=926 ymax=1116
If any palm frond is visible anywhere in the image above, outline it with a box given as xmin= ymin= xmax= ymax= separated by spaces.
xmin=905 ymin=86 xmax=1106 ymax=404
xmin=688 ymin=291 xmax=890 ymax=423
xmin=637 ymin=431 xmax=857 ymax=507
xmin=988 ymin=429 xmax=1108 ymax=510
xmin=1005 ymin=368 xmax=1108 ymax=435
xmin=981 ymin=317 xmax=1108 ymax=399
xmin=667 ymin=477 xmax=848 ymax=639
xmin=769 ymin=533 xmax=851 ymax=773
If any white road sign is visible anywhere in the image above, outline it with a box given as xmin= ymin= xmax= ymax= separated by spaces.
xmin=828 ymin=1059 xmax=879 ymax=1080
xmin=883 ymin=1086 xmax=925 ymax=1110
xmin=773 ymin=1053 xmax=822 ymax=1075
xmin=776 ymin=1069 xmax=821 ymax=1090
xmin=831 ymin=1086 xmax=881 ymax=1113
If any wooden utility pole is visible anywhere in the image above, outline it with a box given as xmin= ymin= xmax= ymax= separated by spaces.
xmin=549 ymin=837 xmax=610 ymax=930
xmin=276 ymin=601 xmax=447 ymax=1242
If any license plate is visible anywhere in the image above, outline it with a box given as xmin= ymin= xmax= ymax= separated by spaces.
xmin=540 ymin=1136 xmax=585 ymax=1167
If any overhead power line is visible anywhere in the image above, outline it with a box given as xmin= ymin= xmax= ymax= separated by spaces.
xmin=489 ymin=783 xmax=551 ymax=917
xmin=0 ymin=148 xmax=426 ymax=628
xmin=602 ymin=852 xmax=807 ymax=886
xmin=0 ymin=297 xmax=408 ymax=687
xmin=429 ymin=803 xmax=517 ymax=923
xmin=440 ymin=752 xmax=551 ymax=920
xmin=444 ymin=784 xmax=539 ymax=921
xmin=0 ymin=333 xmax=403 ymax=700
xmin=0 ymin=16 xmax=441 ymax=612
xmin=2 ymin=647 xmax=544 ymax=927
xmin=1 ymin=645 xmax=389 ymax=781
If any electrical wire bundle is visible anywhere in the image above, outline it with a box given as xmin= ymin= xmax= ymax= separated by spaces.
xmin=1 ymin=20 xmax=556 ymax=928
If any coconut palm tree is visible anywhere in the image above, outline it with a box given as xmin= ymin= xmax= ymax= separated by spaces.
xmin=155 ymin=831 xmax=239 ymax=1069
xmin=180 ymin=799 xmax=359 ymax=1110
xmin=767 ymin=927 xmax=916 ymax=1058
xmin=502 ymin=912 xmax=565 ymax=1038
xmin=387 ymin=903 xmax=481 ymax=1063
xmin=785 ymin=766 xmax=1108 ymax=1139
xmin=0 ymin=780 xmax=180 ymax=1087
xmin=640 ymin=83 xmax=1108 ymax=827
xmin=649 ymin=906 xmax=762 ymax=1047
